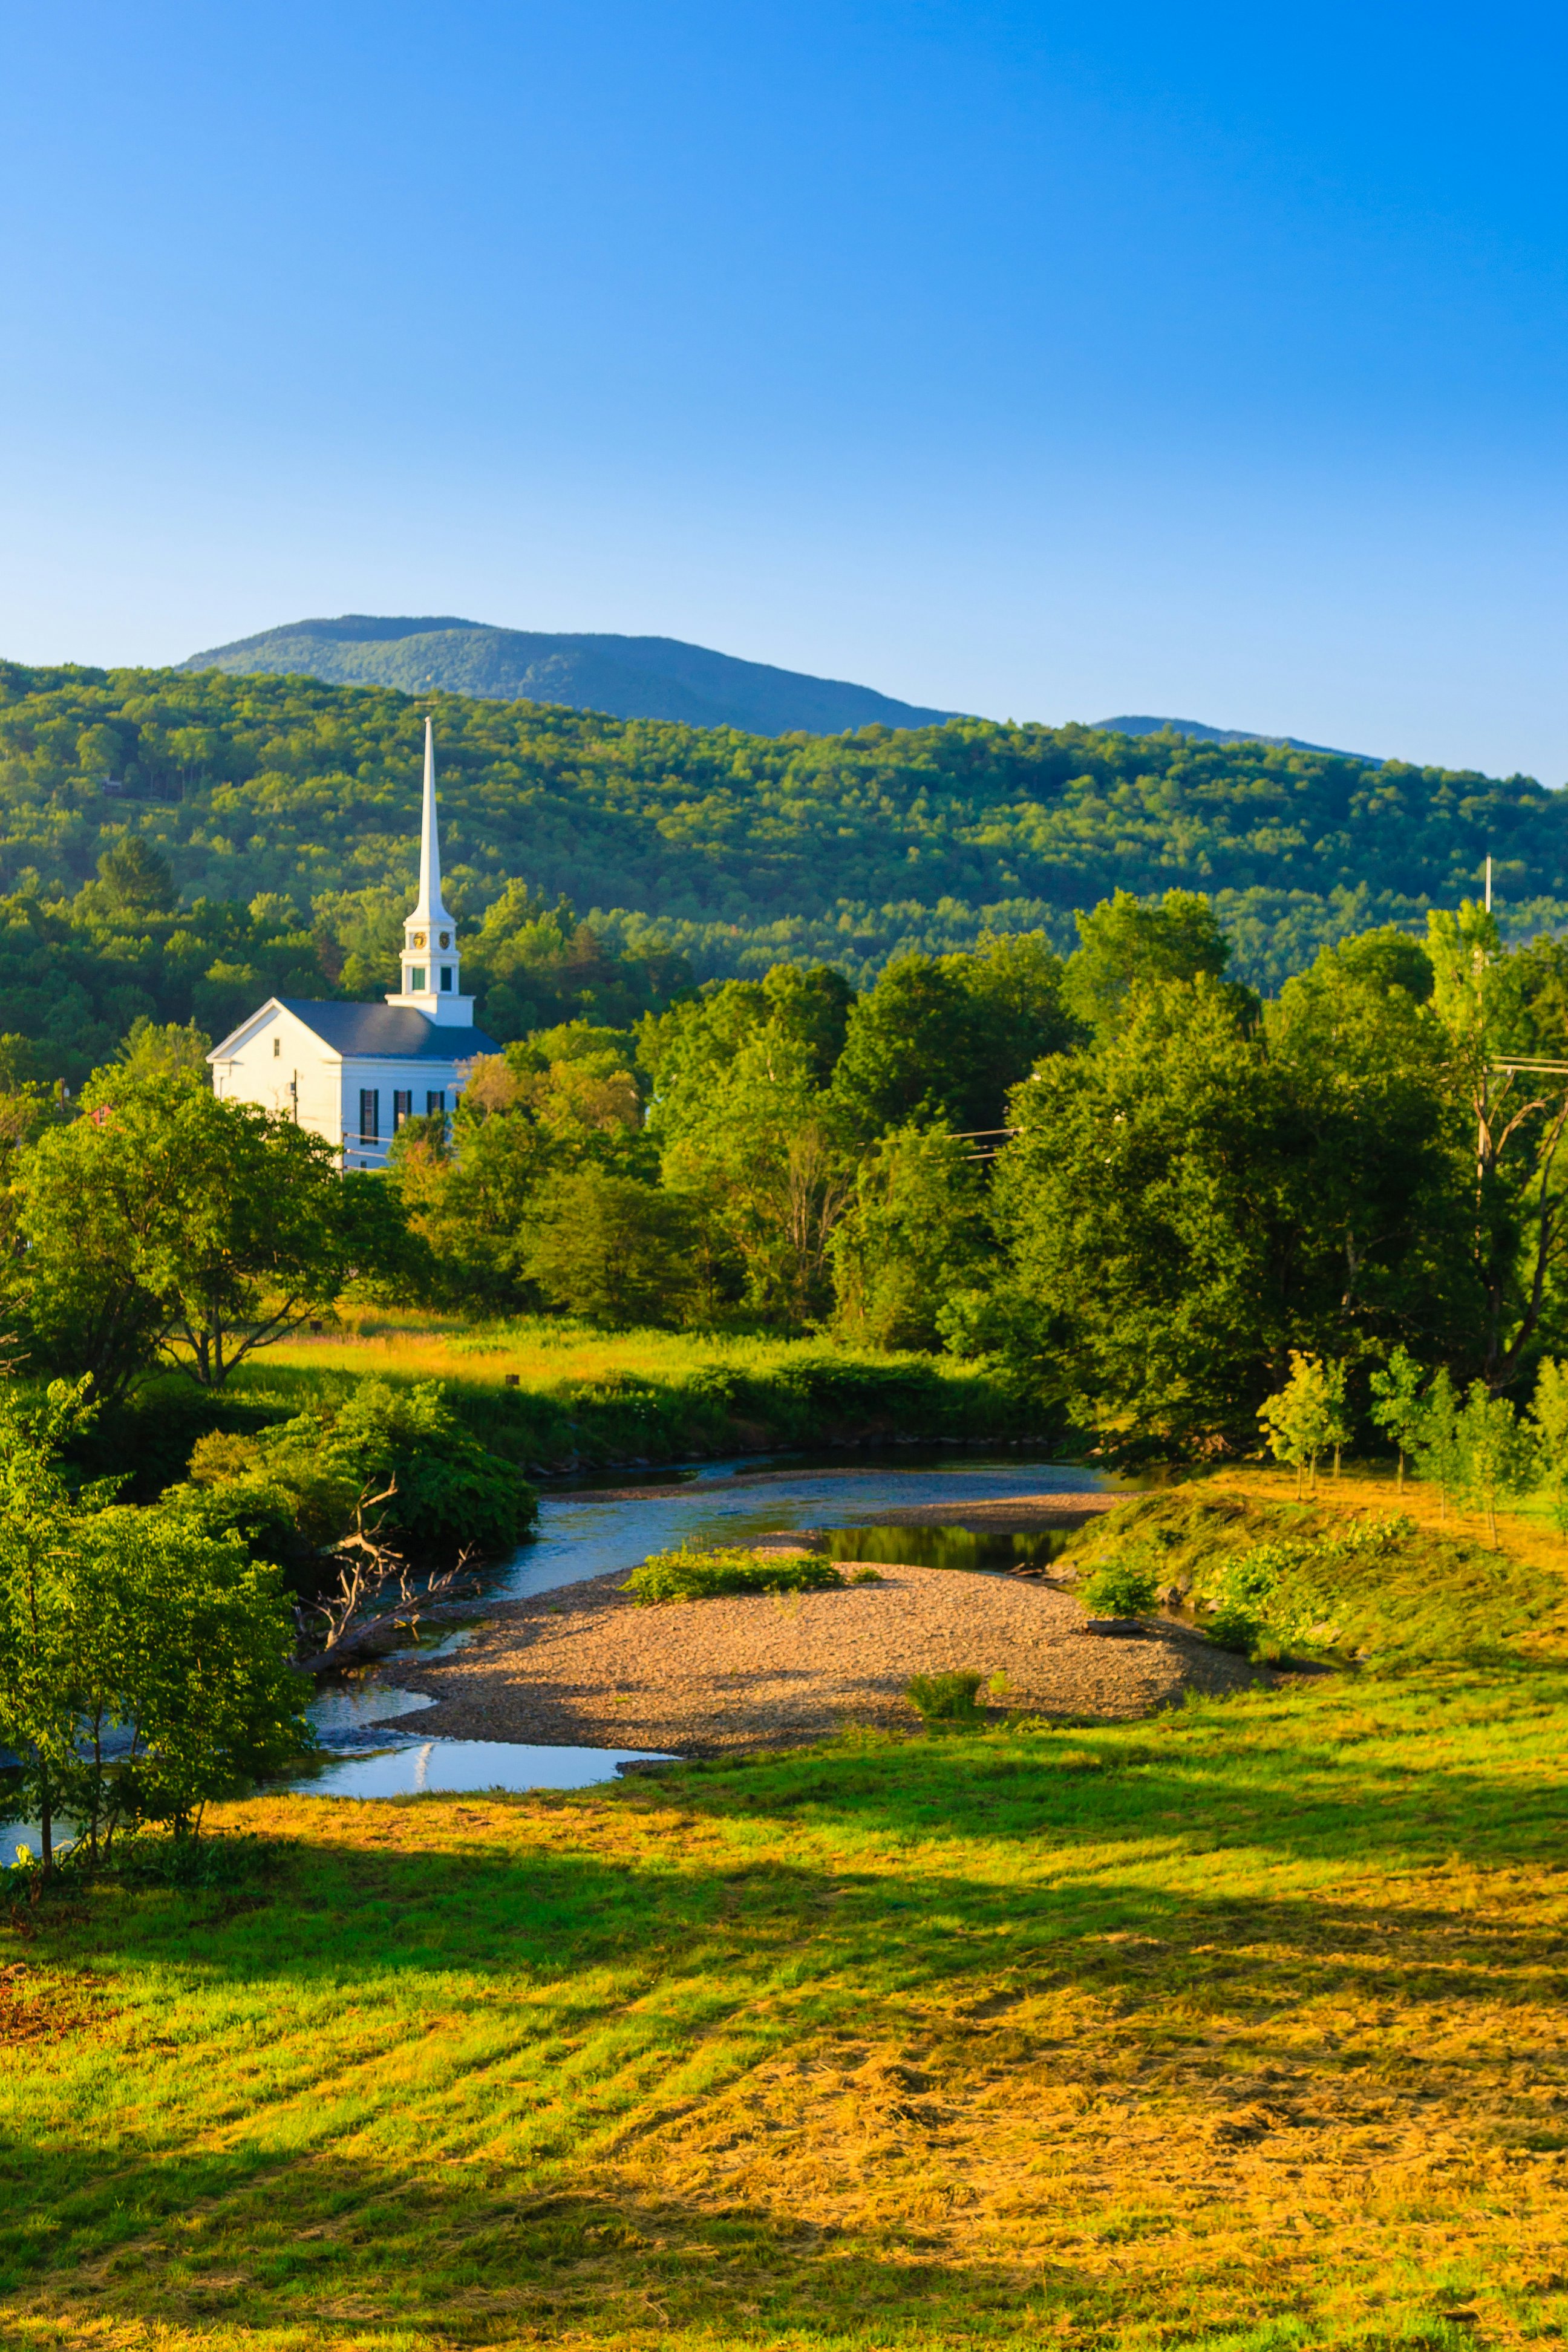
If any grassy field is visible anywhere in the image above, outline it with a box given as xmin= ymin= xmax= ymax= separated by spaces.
xmin=4 ymin=1650 xmax=1567 ymax=2351
xmin=1054 ymin=1475 xmax=1568 ymax=1668
xmin=7 ymin=1471 xmax=1566 ymax=2349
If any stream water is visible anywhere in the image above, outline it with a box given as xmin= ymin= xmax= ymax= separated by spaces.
xmin=1 ymin=1450 xmax=1106 ymax=1843
xmin=282 ymin=1449 xmax=1106 ymax=1795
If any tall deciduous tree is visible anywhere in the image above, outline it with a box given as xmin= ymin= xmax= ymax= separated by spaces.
xmin=1426 ymin=903 xmax=1568 ymax=1389
xmin=525 ymin=1168 xmax=700 ymax=1327
xmin=828 ymin=1126 xmax=994 ymax=1351
xmin=16 ymin=1071 xmax=414 ymax=1391
xmin=1060 ymin=888 xmax=1236 ymax=1039
xmin=996 ymin=965 xmax=1468 ymax=1457
xmin=831 ymin=935 xmax=1072 ymax=1142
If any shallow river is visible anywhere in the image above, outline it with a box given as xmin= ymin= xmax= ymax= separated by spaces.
xmin=2 ymin=1451 xmax=1105 ymax=1846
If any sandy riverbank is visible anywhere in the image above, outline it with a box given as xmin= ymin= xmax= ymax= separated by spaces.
xmin=385 ymin=1558 xmax=1259 ymax=1755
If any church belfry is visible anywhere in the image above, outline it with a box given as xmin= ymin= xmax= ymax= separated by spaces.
xmin=385 ymin=717 xmax=474 ymax=1028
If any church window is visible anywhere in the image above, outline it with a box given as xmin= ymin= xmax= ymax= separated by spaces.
xmin=359 ymin=1089 xmax=379 ymax=1145
xmin=273 ymin=1036 xmax=281 ymax=1057
xmin=408 ymin=965 xmax=426 ymax=992
xmin=440 ymin=966 xmax=453 ymax=991
xmin=426 ymin=1088 xmax=446 ymax=1117
xmin=393 ymin=1089 xmax=412 ymax=1129
xmin=439 ymin=931 xmax=450 ymax=949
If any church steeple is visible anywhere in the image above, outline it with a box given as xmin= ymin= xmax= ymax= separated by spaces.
xmin=412 ymin=715 xmax=448 ymax=926
xmin=385 ymin=717 xmax=474 ymax=1027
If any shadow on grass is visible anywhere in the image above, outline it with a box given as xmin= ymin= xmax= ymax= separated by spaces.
xmin=2 ymin=1668 xmax=1563 ymax=2346
xmin=0 ymin=2159 xmax=1495 ymax=2351
xmin=3 ymin=2165 xmax=1117 ymax=2347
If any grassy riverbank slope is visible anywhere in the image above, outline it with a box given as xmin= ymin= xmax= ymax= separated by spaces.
xmin=4 ymin=1655 xmax=1566 ymax=2350
xmin=79 ymin=1321 xmax=1049 ymax=1497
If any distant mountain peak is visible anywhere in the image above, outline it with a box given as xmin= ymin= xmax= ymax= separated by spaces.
xmin=183 ymin=616 xmax=961 ymax=739
xmin=1096 ymin=713 xmax=1374 ymax=761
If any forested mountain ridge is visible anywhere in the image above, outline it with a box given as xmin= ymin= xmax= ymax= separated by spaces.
xmin=0 ymin=658 xmax=1563 ymax=1068
xmin=1098 ymin=713 xmax=1370 ymax=757
xmin=183 ymin=615 xmax=959 ymax=737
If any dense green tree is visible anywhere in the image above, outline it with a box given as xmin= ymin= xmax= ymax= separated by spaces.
xmin=831 ymin=934 xmax=1073 ymax=1140
xmin=94 ymin=834 xmax=178 ymax=915
xmin=652 ymin=1022 xmax=852 ymax=1325
xmin=387 ymin=1023 xmax=651 ymax=1315
xmin=114 ymin=1015 xmax=212 ymax=1079
xmin=0 ymin=1379 xmax=305 ymax=1864
xmin=828 ymin=1127 xmax=995 ymax=1350
xmin=996 ymin=970 xmax=1470 ymax=1457
xmin=13 ymin=1070 xmax=416 ymax=1391
xmin=1425 ymin=903 xmax=1568 ymax=1386
xmin=1060 ymin=889 xmax=1234 ymax=1037
xmin=525 ymin=1169 xmax=701 ymax=1328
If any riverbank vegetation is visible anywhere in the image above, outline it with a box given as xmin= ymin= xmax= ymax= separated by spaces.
xmin=1059 ymin=1482 xmax=1568 ymax=1665
xmin=2 ymin=1648 xmax=1563 ymax=2350
xmin=10 ymin=874 xmax=1568 ymax=1515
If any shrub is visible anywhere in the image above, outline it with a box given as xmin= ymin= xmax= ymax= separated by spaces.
xmin=168 ymin=1378 xmax=537 ymax=1579
xmin=623 ymin=1545 xmax=846 ymax=1604
xmin=848 ymin=1565 xmax=885 ymax=1585
xmin=1207 ymin=1596 xmax=1267 ymax=1653
xmin=1080 ymin=1556 xmax=1159 ymax=1617
xmin=905 ymin=1670 xmax=987 ymax=1729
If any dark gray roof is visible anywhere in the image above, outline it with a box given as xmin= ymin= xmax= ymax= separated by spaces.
xmin=272 ymin=1001 xmax=500 ymax=1061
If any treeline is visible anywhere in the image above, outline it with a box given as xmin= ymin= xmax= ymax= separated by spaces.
xmin=0 ymin=837 xmax=689 ymax=1085
xmin=386 ymin=890 xmax=1568 ymax=1463
xmin=10 ymin=884 xmax=1568 ymax=1471
xmin=2 ymin=659 xmax=1565 ymax=1013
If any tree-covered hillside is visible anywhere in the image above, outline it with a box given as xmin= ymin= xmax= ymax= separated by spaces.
xmin=1 ymin=658 xmax=1564 ymax=1002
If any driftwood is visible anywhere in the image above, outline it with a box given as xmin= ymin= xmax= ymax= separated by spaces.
xmin=293 ymin=1478 xmax=485 ymax=1674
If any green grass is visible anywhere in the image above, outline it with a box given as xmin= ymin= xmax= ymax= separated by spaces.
xmin=1061 ymin=1486 xmax=1568 ymax=1664
xmin=624 ymin=1545 xmax=846 ymax=1602
xmin=4 ymin=1663 xmax=1567 ymax=2350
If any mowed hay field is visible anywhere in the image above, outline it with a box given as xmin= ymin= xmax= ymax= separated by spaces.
xmin=4 ymin=1665 xmax=1567 ymax=2351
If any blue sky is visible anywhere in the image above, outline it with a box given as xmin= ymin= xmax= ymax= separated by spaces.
xmin=2 ymin=1 xmax=1564 ymax=777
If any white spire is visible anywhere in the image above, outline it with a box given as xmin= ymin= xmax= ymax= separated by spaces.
xmin=384 ymin=716 xmax=474 ymax=1027
xmin=412 ymin=714 xmax=448 ymax=923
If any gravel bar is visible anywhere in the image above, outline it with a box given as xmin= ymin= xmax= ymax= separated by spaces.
xmin=387 ymin=1563 xmax=1260 ymax=1755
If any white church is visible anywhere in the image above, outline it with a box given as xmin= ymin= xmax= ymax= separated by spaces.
xmin=209 ymin=719 xmax=498 ymax=1168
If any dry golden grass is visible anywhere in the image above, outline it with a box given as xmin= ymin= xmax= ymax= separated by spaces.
xmin=261 ymin=1311 xmax=738 ymax=1390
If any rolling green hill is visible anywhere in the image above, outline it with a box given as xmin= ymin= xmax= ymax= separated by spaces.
xmin=183 ymin=615 xmax=959 ymax=736
xmin=0 ymin=656 xmax=1563 ymax=1079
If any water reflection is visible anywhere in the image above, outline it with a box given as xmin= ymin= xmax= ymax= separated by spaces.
xmin=502 ymin=1454 xmax=1101 ymax=1601
xmin=818 ymin=1524 xmax=1070 ymax=1574
xmin=307 ymin=1682 xmax=437 ymax=1739
xmin=289 ymin=1739 xmax=674 ymax=1799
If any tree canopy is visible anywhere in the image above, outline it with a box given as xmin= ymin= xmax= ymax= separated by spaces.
xmin=0 ymin=659 xmax=1562 ymax=1059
